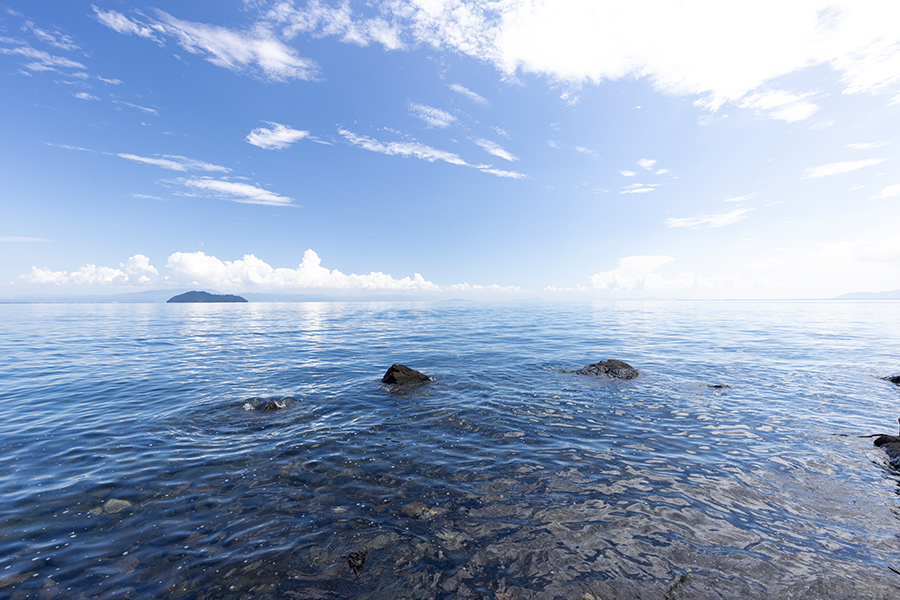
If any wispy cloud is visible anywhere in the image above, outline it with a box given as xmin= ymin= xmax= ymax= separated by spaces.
xmin=449 ymin=83 xmax=489 ymax=106
xmin=803 ymin=158 xmax=887 ymax=179
xmin=871 ymin=184 xmax=900 ymax=199
xmin=637 ymin=158 xmax=657 ymax=170
xmin=339 ymin=129 xmax=527 ymax=179
xmin=619 ymin=170 xmax=637 ymax=177
xmin=475 ymin=138 xmax=517 ymax=162
xmin=246 ymin=122 xmax=309 ymax=149
xmin=0 ymin=40 xmax=86 ymax=72
xmin=408 ymin=102 xmax=456 ymax=128
xmin=117 ymin=153 xmax=230 ymax=173
xmin=0 ymin=236 xmax=51 ymax=243
xmin=848 ymin=141 xmax=891 ymax=150
xmin=665 ymin=207 xmax=753 ymax=229
xmin=74 ymin=92 xmax=100 ymax=101
xmin=723 ymin=193 xmax=757 ymax=202
xmin=174 ymin=177 xmax=294 ymax=206
xmin=621 ymin=183 xmax=657 ymax=194
xmin=94 ymin=7 xmax=317 ymax=81
xmin=738 ymin=89 xmax=819 ymax=122
xmin=117 ymin=101 xmax=159 ymax=116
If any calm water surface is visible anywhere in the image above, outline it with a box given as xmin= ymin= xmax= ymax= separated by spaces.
xmin=2 ymin=300 xmax=900 ymax=599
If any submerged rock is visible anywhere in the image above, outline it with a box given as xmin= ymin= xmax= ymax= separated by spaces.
xmin=882 ymin=375 xmax=900 ymax=385
xmin=382 ymin=364 xmax=431 ymax=386
xmin=242 ymin=396 xmax=295 ymax=412
xmin=103 ymin=499 xmax=133 ymax=514
xmin=875 ymin=418 xmax=900 ymax=463
xmin=576 ymin=359 xmax=639 ymax=380
xmin=346 ymin=549 xmax=368 ymax=574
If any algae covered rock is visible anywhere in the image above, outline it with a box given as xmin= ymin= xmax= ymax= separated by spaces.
xmin=382 ymin=364 xmax=431 ymax=386
xmin=576 ymin=359 xmax=639 ymax=380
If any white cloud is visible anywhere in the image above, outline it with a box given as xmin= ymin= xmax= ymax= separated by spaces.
xmin=118 ymin=101 xmax=159 ymax=116
xmin=871 ymin=184 xmax=900 ymax=199
xmin=92 ymin=7 xmax=159 ymax=39
xmin=654 ymin=168 xmax=669 ymax=175
xmin=94 ymin=7 xmax=317 ymax=81
xmin=803 ymin=158 xmax=887 ymax=179
xmin=117 ymin=153 xmax=230 ymax=173
xmin=252 ymin=1 xmax=900 ymax=117
xmin=738 ymin=89 xmax=819 ymax=122
xmin=0 ymin=236 xmax=51 ymax=242
xmin=0 ymin=41 xmax=86 ymax=72
xmin=340 ymin=129 xmax=467 ymax=165
xmin=619 ymin=170 xmax=637 ymax=177
xmin=122 ymin=254 xmax=159 ymax=284
xmin=848 ymin=141 xmax=891 ymax=150
xmin=22 ymin=264 xmax=128 ymax=286
xmin=246 ymin=122 xmax=310 ymax=149
xmin=586 ymin=255 xmax=740 ymax=291
xmin=637 ymin=158 xmax=657 ymax=170
xmin=621 ymin=183 xmax=656 ymax=194
xmin=165 ymin=249 xmax=440 ymax=291
xmin=408 ymin=102 xmax=456 ymax=128
xmin=723 ymin=193 xmax=757 ymax=202
xmin=339 ymin=128 xmax=528 ymax=179
xmin=175 ymin=177 xmax=294 ymax=206
xmin=449 ymin=83 xmax=489 ymax=105
xmin=665 ymin=207 xmax=753 ymax=229
xmin=74 ymin=92 xmax=100 ymax=101
xmin=475 ymin=138 xmax=517 ymax=162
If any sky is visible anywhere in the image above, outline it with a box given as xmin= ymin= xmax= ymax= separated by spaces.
xmin=1 ymin=0 xmax=899 ymax=300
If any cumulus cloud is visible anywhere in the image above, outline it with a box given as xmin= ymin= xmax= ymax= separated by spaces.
xmin=475 ymin=138 xmax=517 ymax=162
xmin=449 ymin=83 xmax=489 ymax=105
xmin=588 ymin=255 xmax=741 ymax=291
xmin=408 ymin=103 xmax=456 ymax=128
xmin=246 ymin=122 xmax=310 ymax=149
xmin=117 ymin=153 xmax=230 ymax=173
xmin=94 ymin=7 xmax=317 ymax=81
xmin=122 ymin=254 xmax=159 ymax=284
xmin=619 ymin=170 xmax=637 ymax=177
xmin=22 ymin=264 xmax=128 ymax=286
xmin=174 ymin=177 xmax=294 ymax=206
xmin=637 ymin=158 xmax=657 ymax=170
xmin=665 ymin=207 xmax=753 ymax=229
xmin=803 ymin=158 xmax=887 ymax=179
xmin=165 ymin=249 xmax=439 ymax=291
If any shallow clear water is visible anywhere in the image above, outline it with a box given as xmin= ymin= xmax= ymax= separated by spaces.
xmin=2 ymin=300 xmax=900 ymax=599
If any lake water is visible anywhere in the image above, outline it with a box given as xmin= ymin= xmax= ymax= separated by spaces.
xmin=2 ymin=300 xmax=900 ymax=599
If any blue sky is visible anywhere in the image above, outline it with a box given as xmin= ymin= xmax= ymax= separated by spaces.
xmin=2 ymin=0 xmax=899 ymax=299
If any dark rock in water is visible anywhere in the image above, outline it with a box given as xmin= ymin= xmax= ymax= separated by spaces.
xmin=576 ymin=359 xmax=639 ymax=380
xmin=382 ymin=364 xmax=431 ymax=386
xmin=167 ymin=290 xmax=248 ymax=303
xmin=243 ymin=396 xmax=294 ymax=412
xmin=875 ymin=435 xmax=900 ymax=462
xmin=346 ymin=549 xmax=368 ymax=574
xmin=883 ymin=375 xmax=900 ymax=385
xmin=707 ymin=384 xmax=732 ymax=389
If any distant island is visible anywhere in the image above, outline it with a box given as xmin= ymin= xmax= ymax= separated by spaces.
xmin=167 ymin=291 xmax=248 ymax=303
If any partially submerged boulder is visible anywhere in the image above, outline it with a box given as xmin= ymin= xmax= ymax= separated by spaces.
xmin=875 ymin=435 xmax=900 ymax=463
xmin=242 ymin=396 xmax=295 ymax=412
xmin=576 ymin=359 xmax=639 ymax=380
xmin=882 ymin=375 xmax=900 ymax=385
xmin=382 ymin=364 xmax=431 ymax=386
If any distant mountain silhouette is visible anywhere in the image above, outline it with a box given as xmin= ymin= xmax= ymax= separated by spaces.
xmin=167 ymin=290 xmax=248 ymax=303
xmin=834 ymin=290 xmax=900 ymax=300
